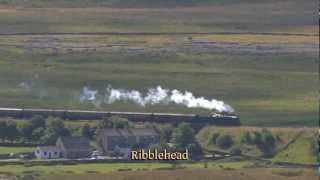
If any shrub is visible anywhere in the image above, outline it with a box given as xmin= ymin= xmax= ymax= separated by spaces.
xmin=253 ymin=131 xmax=262 ymax=145
xmin=216 ymin=135 xmax=233 ymax=149
xmin=230 ymin=147 xmax=242 ymax=155
xmin=187 ymin=142 xmax=204 ymax=159
xmin=241 ymin=131 xmax=253 ymax=144
xmin=260 ymin=128 xmax=276 ymax=157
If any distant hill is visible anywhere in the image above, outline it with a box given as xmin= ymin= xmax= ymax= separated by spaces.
xmin=0 ymin=0 xmax=248 ymax=8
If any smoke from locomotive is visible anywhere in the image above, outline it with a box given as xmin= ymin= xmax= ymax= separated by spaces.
xmin=80 ymin=85 xmax=235 ymax=113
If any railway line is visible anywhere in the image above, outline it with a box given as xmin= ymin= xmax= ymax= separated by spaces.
xmin=0 ymin=107 xmax=240 ymax=126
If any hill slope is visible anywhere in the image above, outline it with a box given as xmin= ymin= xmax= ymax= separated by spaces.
xmin=0 ymin=0 xmax=226 ymax=7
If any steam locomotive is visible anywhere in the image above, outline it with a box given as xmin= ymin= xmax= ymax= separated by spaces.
xmin=0 ymin=107 xmax=240 ymax=126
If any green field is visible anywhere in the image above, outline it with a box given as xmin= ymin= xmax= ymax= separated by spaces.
xmin=41 ymin=168 xmax=317 ymax=180
xmin=0 ymin=39 xmax=317 ymax=126
xmin=0 ymin=1 xmax=316 ymax=35
xmin=0 ymin=146 xmax=34 ymax=154
xmin=273 ymin=132 xmax=318 ymax=164
xmin=0 ymin=161 xmax=317 ymax=180
xmin=0 ymin=0 xmax=232 ymax=7
xmin=197 ymin=126 xmax=318 ymax=164
xmin=0 ymin=1 xmax=317 ymax=180
xmin=0 ymin=160 xmax=252 ymax=179
xmin=0 ymin=0 xmax=317 ymax=127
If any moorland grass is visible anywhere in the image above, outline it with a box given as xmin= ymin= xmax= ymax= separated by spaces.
xmin=0 ymin=47 xmax=317 ymax=126
xmin=0 ymin=146 xmax=34 ymax=154
xmin=0 ymin=0 xmax=317 ymax=127
xmin=0 ymin=1 xmax=316 ymax=34
xmin=0 ymin=160 xmax=253 ymax=175
xmin=21 ymin=167 xmax=319 ymax=180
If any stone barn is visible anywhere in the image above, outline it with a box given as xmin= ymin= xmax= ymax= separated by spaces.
xmin=56 ymin=136 xmax=93 ymax=159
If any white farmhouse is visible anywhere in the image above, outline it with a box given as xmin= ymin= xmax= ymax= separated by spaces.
xmin=35 ymin=146 xmax=62 ymax=159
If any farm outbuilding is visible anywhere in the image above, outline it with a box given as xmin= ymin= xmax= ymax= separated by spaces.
xmin=56 ymin=136 xmax=93 ymax=159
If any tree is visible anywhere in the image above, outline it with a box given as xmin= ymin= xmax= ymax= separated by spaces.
xmin=31 ymin=127 xmax=45 ymax=142
xmin=187 ymin=142 xmax=203 ymax=159
xmin=171 ymin=123 xmax=195 ymax=149
xmin=216 ymin=135 xmax=233 ymax=149
xmin=41 ymin=117 xmax=70 ymax=144
xmin=30 ymin=115 xmax=46 ymax=129
xmin=241 ymin=131 xmax=253 ymax=144
xmin=0 ymin=121 xmax=7 ymax=142
xmin=98 ymin=116 xmax=129 ymax=129
xmin=5 ymin=122 xmax=18 ymax=142
xmin=18 ymin=122 xmax=34 ymax=141
xmin=97 ymin=117 xmax=113 ymax=129
xmin=253 ymin=131 xmax=262 ymax=145
xmin=158 ymin=124 xmax=174 ymax=143
xmin=110 ymin=116 xmax=129 ymax=128
xmin=17 ymin=115 xmax=46 ymax=143
xmin=81 ymin=123 xmax=93 ymax=139
xmin=260 ymin=128 xmax=276 ymax=157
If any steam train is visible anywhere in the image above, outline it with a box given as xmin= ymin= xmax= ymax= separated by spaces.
xmin=0 ymin=107 xmax=240 ymax=126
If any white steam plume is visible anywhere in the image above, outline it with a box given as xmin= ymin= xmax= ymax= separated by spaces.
xmin=80 ymin=85 xmax=235 ymax=113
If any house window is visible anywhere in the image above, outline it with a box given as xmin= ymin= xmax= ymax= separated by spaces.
xmin=54 ymin=152 xmax=58 ymax=155
xmin=44 ymin=152 xmax=47 ymax=156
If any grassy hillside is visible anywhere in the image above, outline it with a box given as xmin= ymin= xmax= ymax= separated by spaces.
xmin=0 ymin=35 xmax=317 ymax=126
xmin=0 ymin=146 xmax=34 ymax=154
xmin=273 ymin=132 xmax=318 ymax=164
xmin=0 ymin=1 xmax=316 ymax=35
xmin=43 ymin=168 xmax=318 ymax=180
xmin=0 ymin=0 xmax=293 ymax=8
xmin=197 ymin=126 xmax=318 ymax=164
xmin=0 ymin=162 xmax=317 ymax=180
xmin=0 ymin=1 xmax=317 ymax=126
xmin=0 ymin=47 xmax=317 ymax=126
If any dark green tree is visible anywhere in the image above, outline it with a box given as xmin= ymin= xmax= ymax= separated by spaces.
xmin=98 ymin=116 xmax=129 ymax=129
xmin=216 ymin=134 xmax=233 ymax=149
xmin=5 ymin=122 xmax=18 ymax=142
xmin=97 ymin=116 xmax=113 ymax=129
xmin=41 ymin=117 xmax=70 ymax=144
xmin=187 ymin=142 xmax=203 ymax=159
xmin=241 ymin=131 xmax=253 ymax=144
xmin=18 ymin=122 xmax=34 ymax=141
xmin=260 ymin=128 xmax=276 ymax=157
xmin=81 ymin=123 xmax=93 ymax=139
xmin=171 ymin=123 xmax=195 ymax=149
xmin=253 ymin=131 xmax=262 ymax=145
xmin=158 ymin=124 xmax=174 ymax=143
xmin=30 ymin=115 xmax=46 ymax=129
xmin=110 ymin=116 xmax=129 ymax=128
xmin=0 ymin=121 xmax=7 ymax=142
xmin=31 ymin=127 xmax=45 ymax=142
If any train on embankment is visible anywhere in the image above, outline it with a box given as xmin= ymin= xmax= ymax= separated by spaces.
xmin=0 ymin=107 xmax=241 ymax=126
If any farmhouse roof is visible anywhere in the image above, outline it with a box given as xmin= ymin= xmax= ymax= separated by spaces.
xmin=37 ymin=146 xmax=61 ymax=152
xmin=58 ymin=136 xmax=92 ymax=151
